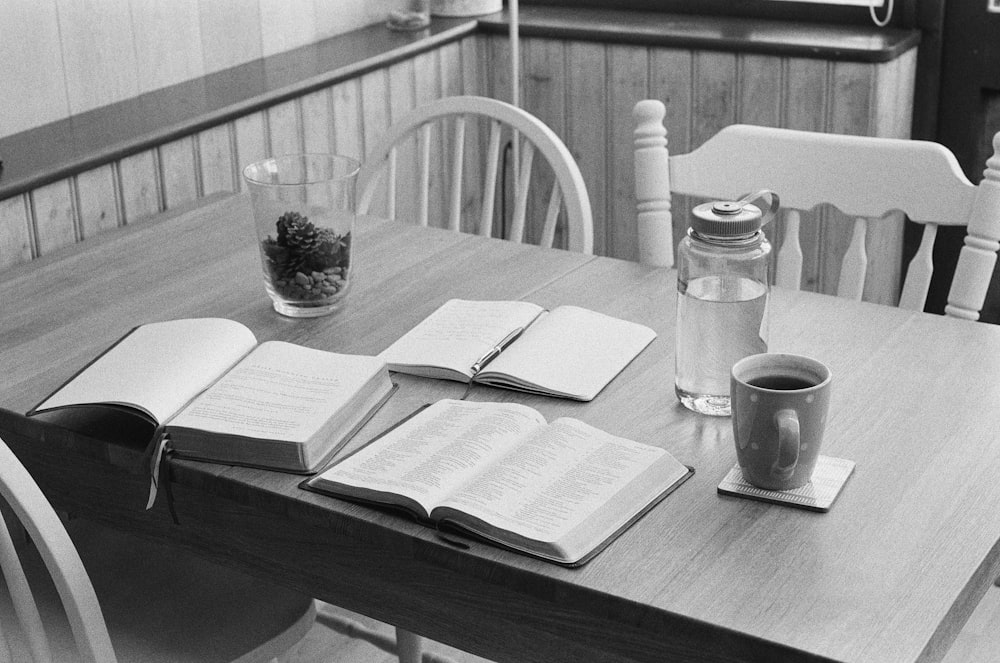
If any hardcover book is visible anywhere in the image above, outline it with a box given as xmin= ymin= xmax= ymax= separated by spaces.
xmin=305 ymin=399 xmax=693 ymax=565
xmin=29 ymin=318 xmax=395 ymax=473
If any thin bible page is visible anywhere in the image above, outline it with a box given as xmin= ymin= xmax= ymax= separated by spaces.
xmin=315 ymin=399 xmax=545 ymax=515
xmin=439 ymin=418 xmax=667 ymax=542
xmin=168 ymin=342 xmax=385 ymax=442
xmin=34 ymin=318 xmax=257 ymax=423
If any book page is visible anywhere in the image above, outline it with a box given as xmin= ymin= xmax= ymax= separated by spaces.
xmin=33 ymin=318 xmax=257 ymax=423
xmin=478 ymin=306 xmax=656 ymax=400
xmin=437 ymin=418 xmax=668 ymax=543
xmin=314 ymin=399 xmax=545 ymax=514
xmin=168 ymin=342 xmax=384 ymax=442
xmin=378 ymin=299 xmax=544 ymax=379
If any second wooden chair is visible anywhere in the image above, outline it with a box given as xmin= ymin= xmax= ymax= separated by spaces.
xmin=632 ymin=99 xmax=1000 ymax=321
xmin=359 ymin=95 xmax=593 ymax=254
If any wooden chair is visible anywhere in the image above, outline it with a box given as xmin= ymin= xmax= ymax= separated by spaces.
xmin=356 ymin=94 xmax=595 ymax=663
xmin=358 ymin=95 xmax=593 ymax=254
xmin=0 ymin=433 xmax=316 ymax=663
xmin=633 ymin=99 xmax=1000 ymax=321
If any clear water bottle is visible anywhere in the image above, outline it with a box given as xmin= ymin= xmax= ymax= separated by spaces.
xmin=675 ymin=190 xmax=778 ymax=416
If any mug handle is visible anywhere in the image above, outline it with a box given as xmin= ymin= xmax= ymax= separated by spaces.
xmin=772 ymin=409 xmax=800 ymax=478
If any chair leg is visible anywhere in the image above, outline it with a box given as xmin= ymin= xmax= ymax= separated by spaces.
xmin=315 ymin=608 xmax=461 ymax=663
xmin=396 ymin=628 xmax=422 ymax=663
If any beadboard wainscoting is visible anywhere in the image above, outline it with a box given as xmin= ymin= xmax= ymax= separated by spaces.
xmin=479 ymin=31 xmax=917 ymax=304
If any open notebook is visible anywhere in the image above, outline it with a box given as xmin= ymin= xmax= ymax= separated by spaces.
xmin=379 ymin=299 xmax=656 ymax=401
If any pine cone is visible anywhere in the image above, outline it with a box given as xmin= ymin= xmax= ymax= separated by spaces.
xmin=275 ymin=211 xmax=319 ymax=251
xmin=275 ymin=211 xmax=301 ymax=244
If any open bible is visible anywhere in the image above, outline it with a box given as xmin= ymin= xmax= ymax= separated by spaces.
xmin=304 ymin=399 xmax=693 ymax=565
xmin=28 ymin=318 xmax=395 ymax=473
xmin=378 ymin=299 xmax=657 ymax=401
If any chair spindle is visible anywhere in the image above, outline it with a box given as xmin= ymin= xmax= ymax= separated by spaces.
xmin=509 ymin=141 xmax=535 ymax=244
xmin=899 ymin=222 xmax=938 ymax=310
xmin=540 ymin=184 xmax=562 ymax=249
xmin=479 ymin=120 xmax=503 ymax=237
xmin=836 ymin=217 xmax=868 ymax=300
xmin=775 ymin=210 xmax=803 ymax=290
xmin=417 ymin=125 xmax=431 ymax=227
xmin=447 ymin=117 xmax=466 ymax=232
xmin=387 ymin=147 xmax=398 ymax=221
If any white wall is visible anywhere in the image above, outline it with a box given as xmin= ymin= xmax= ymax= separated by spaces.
xmin=0 ymin=0 xmax=403 ymax=137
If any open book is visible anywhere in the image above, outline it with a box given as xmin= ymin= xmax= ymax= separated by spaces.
xmin=28 ymin=318 xmax=395 ymax=473
xmin=304 ymin=399 xmax=692 ymax=565
xmin=378 ymin=299 xmax=656 ymax=401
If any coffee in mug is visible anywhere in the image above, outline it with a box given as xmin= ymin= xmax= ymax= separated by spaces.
xmin=730 ymin=353 xmax=832 ymax=490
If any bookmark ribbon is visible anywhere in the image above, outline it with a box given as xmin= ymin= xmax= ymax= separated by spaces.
xmin=146 ymin=429 xmax=170 ymax=510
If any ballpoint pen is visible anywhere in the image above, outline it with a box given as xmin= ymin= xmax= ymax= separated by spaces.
xmin=470 ymin=326 xmax=525 ymax=374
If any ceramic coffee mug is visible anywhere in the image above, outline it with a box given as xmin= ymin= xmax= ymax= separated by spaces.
xmin=730 ymin=353 xmax=832 ymax=491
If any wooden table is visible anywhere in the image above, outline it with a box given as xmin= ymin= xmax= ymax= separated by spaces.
xmin=2 ymin=193 xmax=1000 ymax=663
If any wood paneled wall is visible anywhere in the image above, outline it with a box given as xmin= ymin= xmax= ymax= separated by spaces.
xmin=482 ymin=35 xmax=917 ymax=302
xmin=0 ymin=38 xmax=480 ymax=271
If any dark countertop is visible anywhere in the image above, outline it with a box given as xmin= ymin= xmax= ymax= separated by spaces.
xmin=480 ymin=6 xmax=919 ymax=62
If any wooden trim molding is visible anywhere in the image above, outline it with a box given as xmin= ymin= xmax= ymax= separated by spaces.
xmin=518 ymin=0 xmax=913 ymax=27
xmin=478 ymin=7 xmax=919 ymax=63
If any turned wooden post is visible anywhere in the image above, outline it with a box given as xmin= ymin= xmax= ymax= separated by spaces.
xmin=632 ymin=100 xmax=674 ymax=268
xmin=946 ymin=131 xmax=1000 ymax=321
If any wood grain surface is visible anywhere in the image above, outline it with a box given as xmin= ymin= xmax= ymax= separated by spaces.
xmin=2 ymin=194 xmax=999 ymax=663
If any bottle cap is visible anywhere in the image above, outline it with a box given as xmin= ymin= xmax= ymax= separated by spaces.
xmin=691 ymin=200 xmax=763 ymax=237
xmin=690 ymin=190 xmax=780 ymax=238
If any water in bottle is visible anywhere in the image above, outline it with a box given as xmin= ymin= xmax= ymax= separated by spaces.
xmin=675 ymin=274 xmax=768 ymax=415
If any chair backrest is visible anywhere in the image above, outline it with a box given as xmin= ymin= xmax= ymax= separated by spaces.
xmin=0 ymin=436 xmax=117 ymax=663
xmin=633 ymin=99 xmax=1000 ymax=321
xmin=358 ymin=95 xmax=593 ymax=254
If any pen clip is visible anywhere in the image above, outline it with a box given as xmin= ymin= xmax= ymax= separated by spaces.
xmin=469 ymin=326 xmax=525 ymax=375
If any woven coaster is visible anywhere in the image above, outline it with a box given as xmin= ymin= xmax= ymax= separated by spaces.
xmin=717 ymin=455 xmax=855 ymax=512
